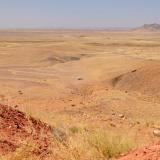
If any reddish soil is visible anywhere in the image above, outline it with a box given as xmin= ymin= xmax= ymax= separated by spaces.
xmin=114 ymin=62 xmax=160 ymax=98
xmin=0 ymin=104 xmax=53 ymax=158
xmin=119 ymin=143 xmax=160 ymax=160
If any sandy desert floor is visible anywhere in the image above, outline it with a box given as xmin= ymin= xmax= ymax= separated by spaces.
xmin=0 ymin=30 xmax=160 ymax=159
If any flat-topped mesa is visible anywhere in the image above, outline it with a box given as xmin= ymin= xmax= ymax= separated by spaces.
xmin=134 ymin=23 xmax=160 ymax=32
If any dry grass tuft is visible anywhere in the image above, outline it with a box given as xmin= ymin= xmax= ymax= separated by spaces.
xmin=88 ymin=130 xmax=134 ymax=159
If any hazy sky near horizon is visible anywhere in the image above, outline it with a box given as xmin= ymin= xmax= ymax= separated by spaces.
xmin=0 ymin=0 xmax=159 ymax=28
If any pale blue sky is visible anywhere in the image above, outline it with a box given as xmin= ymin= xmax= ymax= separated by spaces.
xmin=0 ymin=0 xmax=159 ymax=29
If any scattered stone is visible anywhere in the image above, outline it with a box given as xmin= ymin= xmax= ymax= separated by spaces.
xmin=14 ymin=105 xmax=18 ymax=108
xmin=131 ymin=69 xmax=137 ymax=73
xmin=71 ymin=104 xmax=76 ymax=107
xmin=118 ymin=114 xmax=125 ymax=119
xmin=110 ymin=123 xmax=116 ymax=127
xmin=18 ymin=90 xmax=23 ymax=95
xmin=153 ymin=129 xmax=160 ymax=137
xmin=77 ymin=77 xmax=83 ymax=81
xmin=136 ymin=121 xmax=140 ymax=125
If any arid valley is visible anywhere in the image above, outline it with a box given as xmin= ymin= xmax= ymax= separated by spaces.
xmin=0 ymin=30 xmax=160 ymax=160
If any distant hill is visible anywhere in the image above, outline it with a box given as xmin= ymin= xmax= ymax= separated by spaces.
xmin=134 ymin=23 xmax=160 ymax=32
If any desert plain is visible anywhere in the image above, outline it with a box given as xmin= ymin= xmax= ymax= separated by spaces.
xmin=0 ymin=30 xmax=160 ymax=159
